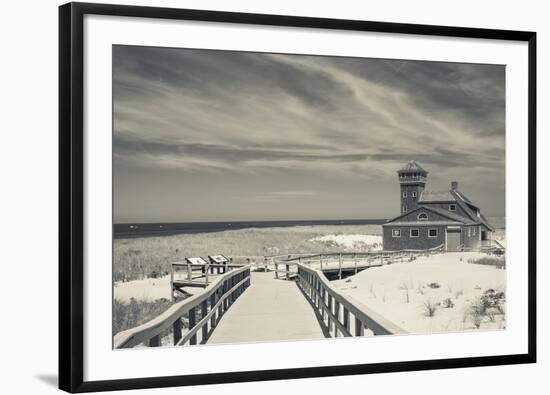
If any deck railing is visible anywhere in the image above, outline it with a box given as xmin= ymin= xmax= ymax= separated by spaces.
xmin=296 ymin=264 xmax=406 ymax=337
xmin=268 ymin=245 xmax=445 ymax=280
xmin=170 ymin=262 xmax=246 ymax=289
xmin=266 ymin=245 xmax=445 ymax=264
xmin=114 ymin=265 xmax=251 ymax=348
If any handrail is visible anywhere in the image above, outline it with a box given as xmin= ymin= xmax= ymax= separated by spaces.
xmin=268 ymin=244 xmax=445 ymax=280
xmin=114 ymin=265 xmax=251 ymax=348
xmin=171 ymin=262 xmax=246 ymax=268
xmin=296 ymin=264 xmax=406 ymax=337
xmin=270 ymin=245 xmax=445 ymax=262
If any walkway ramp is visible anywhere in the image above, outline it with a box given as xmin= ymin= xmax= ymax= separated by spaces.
xmin=208 ymin=272 xmax=326 ymax=344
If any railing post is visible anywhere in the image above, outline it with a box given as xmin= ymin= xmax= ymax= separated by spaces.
xmin=148 ymin=335 xmax=160 ymax=347
xmin=170 ymin=264 xmax=175 ymax=303
xmin=338 ymin=253 xmax=342 ymax=280
xmin=320 ymin=254 xmax=323 ymax=271
xmin=217 ymin=288 xmax=223 ymax=319
xmin=275 ymin=262 xmax=279 ymax=279
xmin=205 ymin=264 xmax=209 ymax=285
xmin=312 ymin=279 xmax=317 ymax=308
xmin=334 ymin=301 xmax=340 ymax=337
xmin=328 ymin=294 xmax=333 ymax=333
xmin=286 ymin=264 xmax=290 ymax=281
xmin=233 ymin=275 xmax=238 ymax=301
xmin=173 ymin=318 xmax=182 ymax=345
xmin=343 ymin=307 xmax=350 ymax=335
xmin=310 ymin=272 xmax=314 ymax=299
xmin=210 ymin=293 xmax=217 ymax=330
xmin=319 ymin=281 xmax=324 ymax=312
xmin=223 ymin=280 xmax=229 ymax=310
xmin=189 ymin=307 xmax=197 ymax=345
xmin=355 ymin=317 xmax=364 ymax=336
xmin=201 ymin=300 xmax=208 ymax=342
xmin=354 ymin=254 xmax=358 ymax=274
xmin=187 ymin=264 xmax=192 ymax=281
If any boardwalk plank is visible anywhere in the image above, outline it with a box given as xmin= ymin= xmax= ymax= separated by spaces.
xmin=208 ymin=272 xmax=325 ymax=344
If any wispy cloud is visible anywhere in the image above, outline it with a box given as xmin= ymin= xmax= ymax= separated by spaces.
xmin=113 ymin=45 xmax=505 ymax=222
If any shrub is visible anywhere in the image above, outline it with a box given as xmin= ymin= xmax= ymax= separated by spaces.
xmin=480 ymin=289 xmax=505 ymax=310
xmin=470 ymin=256 xmax=506 ymax=269
xmin=399 ymin=283 xmax=410 ymax=303
xmin=423 ymin=300 xmax=437 ymax=317
xmin=427 ymin=282 xmax=440 ymax=289
xmin=466 ymin=289 xmax=506 ymax=329
xmin=467 ymin=299 xmax=485 ymax=328
xmin=442 ymin=298 xmax=454 ymax=308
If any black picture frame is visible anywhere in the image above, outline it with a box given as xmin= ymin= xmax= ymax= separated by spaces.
xmin=59 ymin=2 xmax=537 ymax=393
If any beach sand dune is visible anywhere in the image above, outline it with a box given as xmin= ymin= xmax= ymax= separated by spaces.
xmin=333 ymin=251 xmax=506 ymax=334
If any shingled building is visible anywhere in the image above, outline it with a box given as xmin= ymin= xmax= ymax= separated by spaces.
xmin=382 ymin=161 xmax=494 ymax=251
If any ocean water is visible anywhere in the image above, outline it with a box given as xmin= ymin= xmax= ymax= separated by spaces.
xmin=114 ymin=219 xmax=387 ymax=239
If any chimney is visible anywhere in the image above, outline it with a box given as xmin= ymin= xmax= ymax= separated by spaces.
xmin=451 ymin=181 xmax=458 ymax=190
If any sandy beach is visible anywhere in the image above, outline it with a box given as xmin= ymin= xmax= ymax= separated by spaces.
xmin=333 ymin=251 xmax=505 ymax=333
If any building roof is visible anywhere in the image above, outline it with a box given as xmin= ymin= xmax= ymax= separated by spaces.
xmin=450 ymin=190 xmax=495 ymax=231
xmin=398 ymin=160 xmax=428 ymax=174
xmin=424 ymin=205 xmax=477 ymax=225
xmin=452 ymin=190 xmax=473 ymax=205
xmin=384 ymin=205 xmax=472 ymax=226
xmin=416 ymin=186 xmax=494 ymax=231
xmin=418 ymin=190 xmax=455 ymax=202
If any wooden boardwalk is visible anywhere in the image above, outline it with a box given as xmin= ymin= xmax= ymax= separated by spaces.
xmin=115 ymin=258 xmax=408 ymax=349
xmin=208 ymin=272 xmax=326 ymax=344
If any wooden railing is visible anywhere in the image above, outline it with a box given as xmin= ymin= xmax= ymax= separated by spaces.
xmin=296 ymin=264 xmax=406 ymax=337
xmin=267 ymin=245 xmax=445 ymax=264
xmin=114 ymin=265 xmax=251 ymax=348
xmin=171 ymin=262 xmax=245 ymax=286
xmin=268 ymin=245 xmax=445 ymax=280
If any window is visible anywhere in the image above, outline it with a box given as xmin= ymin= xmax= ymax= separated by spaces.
xmin=428 ymin=229 xmax=437 ymax=238
xmin=392 ymin=229 xmax=401 ymax=238
xmin=410 ymin=229 xmax=419 ymax=237
xmin=403 ymin=206 xmax=408 ymax=213
xmin=449 ymin=204 xmax=456 ymax=211
xmin=473 ymin=227 xmax=476 ymax=236
xmin=417 ymin=212 xmax=428 ymax=220
xmin=468 ymin=227 xmax=471 ymax=237
xmin=402 ymin=191 xmax=407 ymax=198
xmin=412 ymin=191 xmax=417 ymax=198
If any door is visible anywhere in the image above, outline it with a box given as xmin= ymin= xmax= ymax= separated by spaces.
xmin=481 ymin=230 xmax=488 ymax=241
xmin=446 ymin=228 xmax=461 ymax=251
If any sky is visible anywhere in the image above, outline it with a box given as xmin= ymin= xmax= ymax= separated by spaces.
xmin=113 ymin=45 xmax=505 ymax=223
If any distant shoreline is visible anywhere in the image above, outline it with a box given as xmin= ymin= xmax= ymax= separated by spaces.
xmin=114 ymin=219 xmax=387 ymax=239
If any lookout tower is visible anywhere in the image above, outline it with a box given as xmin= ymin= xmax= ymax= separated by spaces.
xmin=397 ymin=160 xmax=428 ymax=214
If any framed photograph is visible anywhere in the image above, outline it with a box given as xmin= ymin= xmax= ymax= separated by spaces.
xmin=59 ymin=2 xmax=537 ymax=393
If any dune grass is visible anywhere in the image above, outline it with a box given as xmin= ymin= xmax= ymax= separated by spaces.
xmin=114 ymin=224 xmax=382 ymax=282
xmin=113 ymin=297 xmax=174 ymax=335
